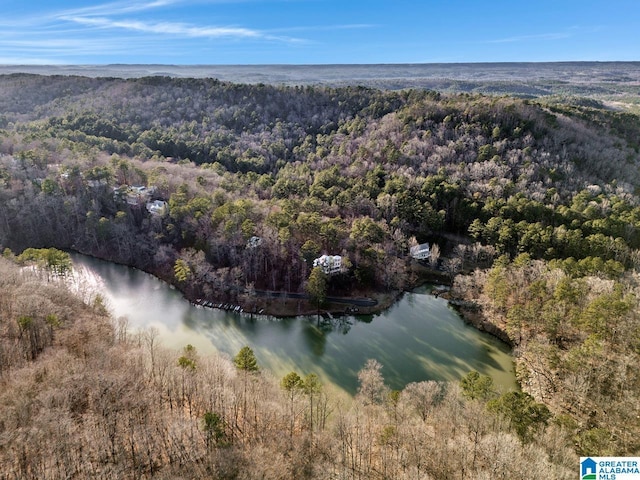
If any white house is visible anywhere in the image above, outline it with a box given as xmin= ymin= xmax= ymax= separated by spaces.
xmin=313 ymin=254 xmax=343 ymax=275
xmin=87 ymin=179 xmax=108 ymax=188
xmin=146 ymin=200 xmax=169 ymax=216
xmin=126 ymin=185 xmax=156 ymax=205
xmin=114 ymin=185 xmax=158 ymax=205
xmin=246 ymin=236 xmax=262 ymax=249
xmin=410 ymin=243 xmax=431 ymax=260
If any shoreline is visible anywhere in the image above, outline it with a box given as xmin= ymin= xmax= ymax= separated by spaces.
xmin=69 ymin=248 xmax=515 ymax=349
xmin=182 ymin=263 xmax=454 ymax=318
xmin=68 ymin=247 xmax=404 ymax=317
xmin=189 ymin=289 xmax=402 ymax=318
xmin=449 ymin=303 xmax=513 ymax=347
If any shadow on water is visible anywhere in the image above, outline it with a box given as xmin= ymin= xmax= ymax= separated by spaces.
xmin=302 ymin=322 xmax=329 ymax=356
xmin=71 ymin=253 xmax=517 ymax=395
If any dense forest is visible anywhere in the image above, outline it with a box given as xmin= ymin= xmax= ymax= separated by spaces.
xmin=2 ymin=74 xmax=640 ymax=300
xmin=1 ymin=73 xmax=640 ymax=476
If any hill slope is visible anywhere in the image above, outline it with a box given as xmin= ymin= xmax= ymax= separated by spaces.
xmin=0 ymin=74 xmax=639 ymax=460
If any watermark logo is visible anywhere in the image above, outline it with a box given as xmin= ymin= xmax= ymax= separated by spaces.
xmin=581 ymin=457 xmax=597 ymax=480
xmin=581 ymin=457 xmax=640 ymax=479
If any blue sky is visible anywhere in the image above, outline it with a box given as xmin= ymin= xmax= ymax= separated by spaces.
xmin=1 ymin=0 xmax=638 ymax=64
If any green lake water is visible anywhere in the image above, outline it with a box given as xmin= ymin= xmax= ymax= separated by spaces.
xmin=71 ymin=254 xmax=517 ymax=395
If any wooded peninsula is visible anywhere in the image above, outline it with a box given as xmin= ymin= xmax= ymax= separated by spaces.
xmin=1 ymin=71 xmax=639 ymax=478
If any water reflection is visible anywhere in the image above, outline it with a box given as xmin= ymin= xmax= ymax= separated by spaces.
xmin=71 ymin=253 xmax=517 ymax=395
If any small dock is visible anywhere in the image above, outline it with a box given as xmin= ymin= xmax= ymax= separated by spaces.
xmin=192 ymin=298 xmax=243 ymax=313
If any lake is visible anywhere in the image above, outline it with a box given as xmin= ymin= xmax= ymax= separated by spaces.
xmin=71 ymin=253 xmax=517 ymax=395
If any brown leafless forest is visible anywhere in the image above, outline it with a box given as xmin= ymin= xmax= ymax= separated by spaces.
xmin=1 ymin=256 xmax=577 ymax=479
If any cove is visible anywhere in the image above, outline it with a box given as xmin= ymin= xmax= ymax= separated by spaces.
xmin=71 ymin=253 xmax=517 ymax=395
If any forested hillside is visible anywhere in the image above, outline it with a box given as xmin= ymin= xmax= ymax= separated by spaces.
xmin=1 ymin=73 xmax=640 ymax=474
xmin=1 ymin=74 xmax=640 ymax=300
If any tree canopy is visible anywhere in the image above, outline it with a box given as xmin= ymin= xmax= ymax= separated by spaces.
xmin=234 ymin=345 xmax=259 ymax=373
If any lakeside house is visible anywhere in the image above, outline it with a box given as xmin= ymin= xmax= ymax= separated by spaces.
xmin=246 ymin=236 xmax=262 ymax=249
xmin=146 ymin=200 xmax=169 ymax=216
xmin=410 ymin=243 xmax=431 ymax=260
xmin=113 ymin=185 xmax=157 ymax=205
xmin=313 ymin=254 xmax=343 ymax=275
xmin=126 ymin=185 xmax=156 ymax=205
xmin=87 ymin=178 xmax=109 ymax=188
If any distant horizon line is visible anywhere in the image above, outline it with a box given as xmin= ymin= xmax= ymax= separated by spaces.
xmin=2 ymin=60 xmax=640 ymax=68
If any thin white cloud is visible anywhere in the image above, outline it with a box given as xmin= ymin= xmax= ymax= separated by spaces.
xmin=55 ymin=0 xmax=300 ymax=19
xmin=64 ymin=16 xmax=259 ymax=38
xmin=62 ymin=15 xmax=303 ymax=43
xmin=0 ymin=0 xmax=310 ymax=63
xmin=58 ymin=0 xmax=183 ymax=18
